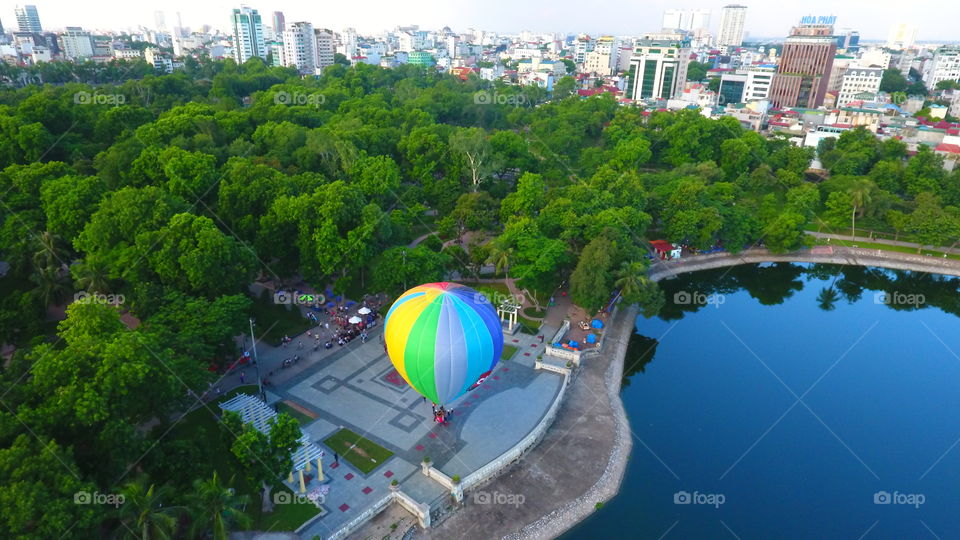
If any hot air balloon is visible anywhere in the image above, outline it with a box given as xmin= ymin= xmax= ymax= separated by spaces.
xmin=384 ymin=282 xmax=504 ymax=405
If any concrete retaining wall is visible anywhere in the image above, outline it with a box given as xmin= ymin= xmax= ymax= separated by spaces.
xmin=649 ymin=246 xmax=960 ymax=283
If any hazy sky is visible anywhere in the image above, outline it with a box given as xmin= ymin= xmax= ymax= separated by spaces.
xmin=5 ymin=0 xmax=957 ymax=41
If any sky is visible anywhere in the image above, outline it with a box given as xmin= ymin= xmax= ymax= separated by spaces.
xmin=5 ymin=0 xmax=958 ymax=42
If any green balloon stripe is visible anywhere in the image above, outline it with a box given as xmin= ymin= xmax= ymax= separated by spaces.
xmin=405 ymin=293 xmax=442 ymax=403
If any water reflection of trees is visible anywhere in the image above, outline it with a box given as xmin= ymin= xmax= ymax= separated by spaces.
xmin=621 ymin=333 xmax=658 ymax=390
xmin=655 ymin=263 xmax=960 ymax=320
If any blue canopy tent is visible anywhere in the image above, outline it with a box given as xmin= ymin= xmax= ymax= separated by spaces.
xmin=586 ymin=333 xmax=597 ymax=344
xmin=591 ymin=319 xmax=604 ymax=329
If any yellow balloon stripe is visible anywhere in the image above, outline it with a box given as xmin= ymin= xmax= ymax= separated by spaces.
xmin=385 ymin=285 xmax=442 ymax=385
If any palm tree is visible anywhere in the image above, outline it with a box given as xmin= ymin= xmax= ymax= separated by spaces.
xmin=30 ymin=264 xmax=71 ymax=308
xmin=33 ymin=231 xmax=70 ymax=271
xmin=487 ymin=244 xmax=515 ymax=280
xmin=848 ymin=181 xmax=874 ymax=240
xmin=115 ymin=477 xmax=182 ymax=540
xmin=614 ymin=261 xmax=651 ymax=303
xmin=816 ymin=287 xmax=839 ymax=311
xmin=186 ymin=473 xmax=251 ymax=540
xmin=72 ymin=256 xmax=112 ymax=293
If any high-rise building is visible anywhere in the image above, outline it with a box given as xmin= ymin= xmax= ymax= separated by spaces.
xmin=15 ymin=5 xmax=42 ymax=33
xmin=629 ymin=32 xmax=691 ymax=101
xmin=231 ymin=7 xmax=266 ymax=63
xmin=272 ymin=11 xmax=285 ymax=34
xmin=282 ymin=21 xmax=315 ymax=75
xmin=314 ymin=28 xmax=336 ymax=71
xmin=717 ymin=5 xmax=747 ymax=48
xmin=768 ymin=23 xmax=837 ymax=108
xmin=154 ymin=11 xmax=166 ymax=31
xmin=923 ymin=47 xmax=960 ymax=89
xmin=886 ymin=23 xmax=918 ymax=50
xmin=662 ymin=9 xmax=711 ymax=32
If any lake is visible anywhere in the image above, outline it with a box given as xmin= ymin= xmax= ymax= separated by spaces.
xmin=565 ymin=263 xmax=960 ymax=539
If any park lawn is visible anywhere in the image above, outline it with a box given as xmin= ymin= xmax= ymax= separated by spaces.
xmin=323 ymin=428 xmax=394 ymax=474
xmin=813 ymin=237 xmax=960 ymax=261
xmin=523 ymin=307 xmax=546 ymax=318
xmin=170 ymin=385 xmax=320 ymax=531
xmin=276 ymin=402 xmax=316 ymax=426
xmin=250 ymin=290 xmax=314 ymax=346
xmin=501 ymin=344 xmax=518 ymax=360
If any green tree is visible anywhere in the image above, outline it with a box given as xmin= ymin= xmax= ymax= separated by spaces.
xmin=186 ymin=472 xmax=251 ymax=540
xmin=115 ymin=478 xmax=182 ymax=540
xmin=570 ymin=235 xmax=614 ymax=312
xmin=222 ymin=412 xmax=302 ymax=513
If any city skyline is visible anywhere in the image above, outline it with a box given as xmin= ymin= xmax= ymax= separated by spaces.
xmin=5 ymin=0 xmax=959 ymax=42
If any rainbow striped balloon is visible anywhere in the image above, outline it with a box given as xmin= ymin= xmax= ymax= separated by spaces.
xmin=384 ymin=282 xmax=504 ymax=405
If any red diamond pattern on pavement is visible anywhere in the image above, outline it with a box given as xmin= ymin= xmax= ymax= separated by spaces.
xmin=384 ymin=470 xmax=394 ymax=478
xmin=524 ymin=352 xmax=530 ymax=357
xmin=339 ymin=504 xmax=350 ymax=512
xmin=483 ymin=384 xmax=491 ymax=389
xmin=330 ymin=462 xmax=339 ymax=469
xmin=344 ymin=473 xmax=354 ymax=480
xmin=501 ymin=367 xmax=510 ymax=371
xmin=530 ymin=343 xmax=537 ymax=347
xmin=415 ymin=444 xmax=425 ymax=451
xmin=493 ymin=376 xmax=500 ymax=380
xmin=428 ymin=432 xmax=437 ymax=439
xmin=462 ymin=402 xmax=471 ymax=407
xmin=362 ymin=487 xmax=373 ymax=494
xmin=512 ymin=339 xmax=519 ymax=343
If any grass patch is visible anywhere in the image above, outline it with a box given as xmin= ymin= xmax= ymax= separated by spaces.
xmin=260 ymin=484 xmax=322 ymax=531
xmin=276 ymin=402 xmax=315 ymax=426
xmin=523 ymin=307 xmax=546 ymax=318
xmin=323 ymin=428 xmax=394 ymax=474
xmin=517 ymin=317 xmax=541 ymax=335
xmin=250 ymin=290 xmax=314 ymax=346
xmin=501 ymin=344 xmax=519 ymax=360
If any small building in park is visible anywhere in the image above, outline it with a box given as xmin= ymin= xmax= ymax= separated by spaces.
xmin=650 ymin=240 xmax=675 ymax=260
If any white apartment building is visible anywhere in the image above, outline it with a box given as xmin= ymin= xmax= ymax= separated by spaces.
xmin=837 ymin=66 xmax=883 ymax=107
xmin=859 ymin=48 xmax=892 ymax=70
xmin=629 ymin=33 xmax=690 ymax=101
xmin=314 ymin=28 xmax=335 ymax=70
xmin=583 ymin=36 xmax=617 ymax=76
xmin=573 ymin=34 xmax=593 ymax=64
xmin=923 ymin=47 xmax=960 ymax=89
xmin=282 ymin=22 xmax=315 ymax=75
xmin=662 ymin=9 xmax=710 ymax=32
xmin=231 ymin=6 xmax=266 ymax=63
xmin=60 ymin=27 xmax=94 ymax=60
xmin=717 ymin=5 xmax=747 ymax=48
xmin=112 ymin=48 xmax=142 ymax=60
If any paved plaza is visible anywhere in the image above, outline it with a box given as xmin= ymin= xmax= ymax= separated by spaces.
xmin=239 ymin=318 xmax=563 ymax=538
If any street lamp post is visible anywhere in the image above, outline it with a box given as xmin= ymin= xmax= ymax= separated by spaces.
xmin=249 ymin=317 xmax=264 ymax=402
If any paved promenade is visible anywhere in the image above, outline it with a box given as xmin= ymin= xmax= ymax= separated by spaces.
xmin=231 ymin=317 xmax=566 ymax=539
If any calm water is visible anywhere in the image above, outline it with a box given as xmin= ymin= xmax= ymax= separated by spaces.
xmin=565 ymin=263 xmax=960 ymax=539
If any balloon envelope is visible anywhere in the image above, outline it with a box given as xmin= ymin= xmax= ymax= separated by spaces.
xmin=384 ymin=282 xmax=504 ymax=404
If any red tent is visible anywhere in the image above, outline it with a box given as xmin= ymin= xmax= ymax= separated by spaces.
xmin=650 ymin=240 xmax=674 ymax=259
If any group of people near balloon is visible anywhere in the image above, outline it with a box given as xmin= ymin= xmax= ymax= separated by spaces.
xmin=431 ymin=404 xmax=451 ymax=424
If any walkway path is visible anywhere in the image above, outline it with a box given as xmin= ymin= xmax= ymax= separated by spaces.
xmin=807 ymin=231 xmax=960 ymax=254
xmin=412 ymin=304 xmax=638 ymax=540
